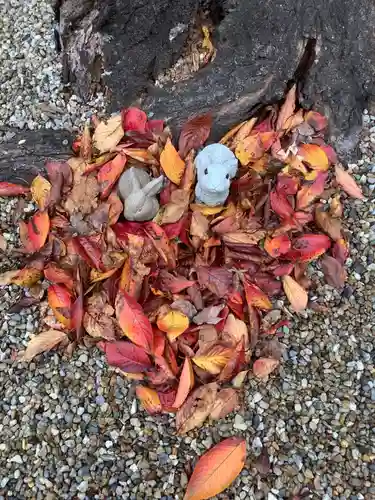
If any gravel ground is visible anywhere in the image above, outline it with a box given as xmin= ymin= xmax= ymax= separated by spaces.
xmin=0 ymin=4 xmax=375 ymax=499
xmin=0 ymin=118 xmax=374 ymax=499
xmin=0 ymin=0 xmax=104 ymax=131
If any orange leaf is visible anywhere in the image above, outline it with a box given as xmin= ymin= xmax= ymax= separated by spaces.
xmin=289 ymin=233 xmax=331 ymax=262
xmin=157 ymin=310 xmax=189 ymax=341
xmin=30 ymin=175 xmax=51 ymax=210
xmin=235 ymin=134 xmax=264 ymax=165
xmin=244 ymin=280 xmax=272 ymax=311
xmin=21 ymin=330 xmax=68 ymax=361
xmin=136 ymin=386 xmax=162 ymax=414
xmin=28 ymin=211 xmax=50 ymax=251
xmin=115 ymin=290 xmax=153 ymax=351
xmin=209 ymin=388 xmax=239 ymax=420
xmin=178 ymin=114 xmax=212 ymax=158
xmin=44 ymin=263 xmax=74 ymax=290
xmin=296 ymin=172 xmax=328 ymax=210
xmin=253 ymin=357 xmax=280 ymax=379
xmin=192 ymin=344 xmax=233 ymax=375
xmin=90 ymin=267 xmax=119 ymax=283
xmin=0 ymin=267 xmax=42 ymax=287
xmin=0 ymin=182 xmax=30 ymax=196
xmin=304 ymin=111 xmax=328 ymax=132
xmin=48 ymin=284 xmax=73 ymax=328
xmin=282 ymin=275 xmax=308 ymax=311
xmin=173 ymin=358 xmax=195 ymax=409
xmin=160 ymin=138 xmax=186 ymax=185
xmin=264 ymin=235 xmax=291 ymax=257
xmin=335 ymin=164 xmax=364 ymax=200
xmin=298 ymin=144 xmax=329 ymax=171
xmin=315 ymin=207 xmax=342 ymax=241
xmin=183 ymin=437 xmax=246 ymax=500
xmin=276 ymin=84 xmax=296 ymax=131
xmin=98 ymin=153 xmax=127 ymax=199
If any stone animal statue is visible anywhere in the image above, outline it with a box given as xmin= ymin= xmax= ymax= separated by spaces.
xmin=118 ymin=167 xmax=164 ymax=221
xmin=195 ymin=144 xmax=238 ymax=206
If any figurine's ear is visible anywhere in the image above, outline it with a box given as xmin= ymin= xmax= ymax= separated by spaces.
xmin=142 ymin=175 xmax=164 ymax=197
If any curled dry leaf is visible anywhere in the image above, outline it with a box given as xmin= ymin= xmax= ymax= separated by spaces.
xmin=183 ymin=437 xmax=246 ymax=500
xmin=173 ymin=357 xmax=195 ymax=409
xmin=253 ymin=357 xmax=279 ymax=379
xmin=210 ymin=388 xmax=239 ymax=420
xmin=178 ymin=113 xmax=212 ymax=159
xmin=282 ymin=275 xmax=308 ymax=312
xmin=21 ymin=330 xmax=67 ymax=361
xmin=93 ymin=114 xmax=124 ymax=153
xmin=160 ymin=138 xmax=186 ymax=185
xmin=335 ymin=164 xmax=364 ymax=200
xmin=176 ymin=382 xmax=218 ymax=434
xmin=30 ymin=175 xmax=51 ymax=210
xmin=136 ymin=386 xmax=162 ymax=414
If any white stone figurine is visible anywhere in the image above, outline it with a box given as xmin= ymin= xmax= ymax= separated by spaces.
xmin=118 ymin=167 xmax=164 ymax=221
xmin=195 ymin=143 xmax=238 ymax=206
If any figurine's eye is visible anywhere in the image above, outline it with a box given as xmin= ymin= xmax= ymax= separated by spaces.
xmin=226 ymin=174 xmax=229 ymax=179
xmin=204 ymin=168 xmax=208 ymax=175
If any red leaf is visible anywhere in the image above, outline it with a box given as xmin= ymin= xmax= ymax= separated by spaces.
xmin=153 ymin=329 xmax=166 ymax=357
xmin=0 ymin=182 xmax=30 ymax=196
xmin=115 ymin=290 xmax=153 ymax=351
xmin=145 ymin=119 xmax=164 ymax=134
xmin=332 ymin=238 xmax=349 ymax=265
xmin=244 ymin=280 xmax=272 ymax=310
xmin=288 ymin=233 xmax=331 ymax=262
xmin=44 ymin=263 xmax=74 ymax=290
xmin=296 ymin=171 xmax=328 ymax=210
xmin=73 ymin=235 xmax=104 ymax=270
xmin=321 ymin=255 xmax=347 ymax=288
xmin=253 ymin=357 xmax=279 ymax=379
xmin=178 ymin=114 xmax=212 ymax=158
xmin=272 ymin=262 xmax=294 ymax=277
xmin=157 ymin=270 xmax=196 ymax=294
xmin=270 ymin=190 xmax=294 ymax=220
xmin=197 ymin=266 xmax=233 ymax=298
xmin=276 ymin=174 xmax=299 ymax=195
xmin=264 ymin=235 xmax=291 ymax=258
xmin=305 ymin=111 xmax=328 ymax=131
xmin=121 ymin=107 xmax=147 ymax=133
xmin=48 ymin=284 xmax=73 ymax=328
xmin=98 ymin=153 xmax=127 ymax=199
xmin=99 ymin=340 xmax=152 ymax=372
xmin=28 ymin=211 xmax=50 ymax=251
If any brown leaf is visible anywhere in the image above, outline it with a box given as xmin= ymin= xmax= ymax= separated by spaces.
xmin=222 ymin=313 xmax=250 ymax=361
xmin=157 ymin=189 xmax=190 ymax=224
xmin=276 ymin=84 xmax=296 ymax=131
xmin=64 ymin=175 xmax=99 ymax=216
xmin=222 ymin=230 xmax=266 ymax=246
xmin=209 ymin=388 xmax=239 ymax=420
xmin=178 ymin=114 xmax=212 ymax=158
xmin=173 ymin=357 xmax=195 ymax=409
xmin=282 ymin=275 xmax=308 ymax=311
xmin=193 ymin=304 xmax=225 ymax=325
xmin=93 ymin=114 xmax=124 ymax=153
xmin=253 ymin=357 xmax=279 ymax=379
xmin=176 ymin=382 xmax=218 ymax=434
xmin=197 ymin=266 xmax=233 ymax=298
xmin=21 ymin=330 xmax=67 ymax=361
xmin=335 ymin=164 xmax=364 ymax=199
xmin=320 ymin=255 xmax=346 ymax=288
xmin=0 ymin=233 xmax=7 ymax=252
xmin=190 ymin=211 xmax=209 ymax=240
xmin=253 ymin=448 xmax=271 ymax=476
xmin=315 ymin=207 xmax=342 ymax=241
xmin=183 ymin=437 xmax=246 ymax=500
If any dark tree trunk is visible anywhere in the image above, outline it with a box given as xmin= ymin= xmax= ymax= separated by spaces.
xmin=1 ymin=0 xmax=374 ymax=181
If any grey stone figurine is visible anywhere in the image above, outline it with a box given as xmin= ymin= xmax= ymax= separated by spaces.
xmin=195 ymin=144 xmax=238 ymax=206
xmin=118 ymin=167 xmax=164 ymax=221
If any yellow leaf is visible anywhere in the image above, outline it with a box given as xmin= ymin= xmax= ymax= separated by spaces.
xmin=136 ymin=386 xmax=162 ymax=414
xmin=160 ymin=138 xmax=186 ymax=185
xmin=93 ymin=114 xmax=124 ymax=153
xmin=219 ymin=121 xmax=246 ymax=146
xmin=30 ymin=175 xmax=51 ymax=210
xmin=21 ymin=330 xmax=67 ymax=361
xmin=157 ymin=310 xmax=189 ymax=341
xmin=90 ymin=267 xmax=119 ymax=283
xmin=298 ymin=144 xmax=329 ymax=171
xmin=190 ymin=203 xmax=224 ymax=216
xmin=193 ymin=344 xmax=233 ymax=375
xmin=235 ymin=134 xmax=264 ymax=165
xmin=282 ymin=275 xmax=308 ymax=312
xmin=183 ymin=437 xmax=246 ymax=500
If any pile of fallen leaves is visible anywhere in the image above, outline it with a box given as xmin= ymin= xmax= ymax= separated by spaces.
xmin=0 ymin=86 xmax=364 ymax=441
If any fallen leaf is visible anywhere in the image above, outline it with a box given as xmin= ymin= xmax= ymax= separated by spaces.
xmin=253 ymin=448 xmax=271 ymax=476
xmin=232 ymin=370 xmax=249 ymax=388
xmin=93 ymin=114 xmax=124 ymax=153
xmin=171 ymin=299 xmax=197 ymax=319
xmin=160 ymin=138 xmax=186 ymax=185
xmin=193 ymin=344 xmax=233 ymax=375
xmin=0 ymin=233 xmax=7 ymax=251
xmin=320 ymin=255 xmax=346 ymax=288
xmin=176 ymin=382 xmax=218 ymax=434
xmin=253 ymin=357 xmax=279 ymax=379
xmin=190 ymin=211 xmax=209 ymax=240
xmin=290 ymin=233 xmax=331 ymax=262
xmin=11 ymin=268 xmax=42 ymax=287
xmin=157 ymin=310 xmax=189 ymax=341
xmin=21 ymin=330 xmax=67 ymax=361
xmin=222 ymin=313 xmax=250 ymax=360
xmin=244 ymin=280 xmax=272 ymax=311
xmin=222 ymin=230 xmax=266 ymax=246
xmin=305 ymin=111 xmax=328 ymax=131
xmin=332 ymin=238 xmax=349 ymax=265
xmin=296 ymin=172 xmax=328 ymax=210
xmin=335 ymin=164 xmax=364 ymax=200
xmin=0 ymin=182 xmax=30 ymax=196
xmin=157 ymin=189 xmax=190 ymax=224
xmin=235 ymin=134 xmax=264 ymax=165
xmin=48 ymin=284 xmax=73 ymax=328
xmin=115 ymin=290 xmax=153 ymax=351
xmin=193 ymin=304 xmax=225 ymax=325
xmin=28 ymin=211 xmax=50 ymax=251
xmin=83 ymin=299 xmax=118 ymax=341
xmin=298 ymin=144 xmax=329 ymax=171
xmin=282 ymin=275 xmax=308 ymax=311
xmin=183 ymin=437 xmax=246 ymax=500
xmin=178 ymin=114 xmax=212 ymax=158
xmin=97 ymin=153 xmax=127 ymax=199
xmin=270 ymin=190 xmax=294 ymax=220
xmin=64 ymin=175 xmax=99 ymax=216
xmin=121 ymin=107 xmax=147 ymax=133
xmin=315 ymin=207 xmax=342 ymax=241
xmin=173 ymin=358 xmax=195 ymax=409
xmin=99 ymin=340 xmax=152 ymax=372
xmin=157 ymin=270 xmax=195 ymax=294
xmin=264 ymin=235 xmax=291 ymax=258
xmin=136 ymin=386 xmax=162 ymax=414
xmin=7 ymin=296 xmax=40 ymax=314
xmin=210 ymin=388 xmax=239 ymax=420
xmin=44 ymin=263 xmax=74 ymax=289
xmin=197 ymin=267 xmax=233 ymax=298
xmin=30 ymin=175 xmax=51 ymax=210
xmin=276 ymin=84 xmax=296 ymax=131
